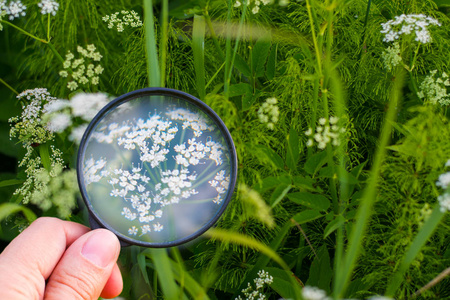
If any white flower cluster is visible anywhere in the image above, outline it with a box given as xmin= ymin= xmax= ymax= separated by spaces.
xmin=38 ymin=0 xmax=59 ymax=16
xmin=2 ymin=0 xmax=26 ymax=21
xmin=102 ymin=10 xmax=143 ymax=32
xmin=417 ymin=70 xmax=450 ymax=106
xmin=85 ymin=108 xmax=230 ymax=237
xmin=9 ymin=88 xmax=56 ymax=145
xmin=381 ymin=14 xmax=441 ymax=44
xmin=301 ymin=286 xmax=330 ymax=300
xmin=235 ymin=270 xmax=273 ymax=300
xmin=436 ymin=159 xmax=450 ymax=213
xmin=43 ymin=92 xmax=110 ymax=142
xmin=234 ymin=0 xmax=289 ymax=14
xmin=59 ymin=45 xmax=104 ymax=91
xmin=0 ymin=2 xmax=7 ymax=31
xmin=258 ymin=97 xmax=279 ymax=130
xmin=381 ymin=42 xmax=402 ymax=71
xmin=13 ymin=145 xmax=77 ymax=218
xmin=305 ymin=116 xmax=345 ymax=149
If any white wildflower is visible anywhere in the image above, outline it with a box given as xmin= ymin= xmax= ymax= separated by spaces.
xmin=38 ymin=0 xmax=59 ymax=16
xmin=258 ymin=97 xmax=279 ymax=130
xmin=103 ymin=10 xmax=143 ymax=32
xmin=302 ymin=286 xmax=329 ymax=300
xmin=235 ymin=270 xmax=273 ymax=300
xmin=5 ymin=0 xmax=26 ymax=20
xmin=306 ymin=116 xmax=345 ymax=149
xmin=417 ymin=70 xmax=450 ymax=106
xmin=46 ymin=113 xmax=71 ymax=132
xmin=381 ymin=14 xmax=441 ymax=44
xmin=70 ymin=92 xmax=109 ymax=121
xmin=382 ymin=42 xmax=402 ymax=71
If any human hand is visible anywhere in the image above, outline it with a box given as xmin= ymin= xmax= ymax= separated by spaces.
xmin=0 ymin=217 xmax=123 ymax=299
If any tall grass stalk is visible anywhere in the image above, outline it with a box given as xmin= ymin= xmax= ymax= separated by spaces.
xmin=144 ymin=0 xmax=160 ymax=87
xmin=334 ymin=68 xmax=406 ymax=298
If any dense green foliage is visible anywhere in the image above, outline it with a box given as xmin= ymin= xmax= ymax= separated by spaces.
xmin=1 ymin=0 xmax=449 ymax=299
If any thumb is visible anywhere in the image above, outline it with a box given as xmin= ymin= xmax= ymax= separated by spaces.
xmin=44 ymin=229 xmax=120 ymax=300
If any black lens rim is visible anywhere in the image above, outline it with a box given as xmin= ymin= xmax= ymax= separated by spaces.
xmin=77 ymin=87 xmax=238 ymax=248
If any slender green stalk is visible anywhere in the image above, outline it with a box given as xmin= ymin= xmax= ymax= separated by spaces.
xmin=357 ymin=0 xmax=372 ymax=60
xmin=0 ymin=20 xmax=47 ymax=43
xmin=334 ymin=68 xmax=406 ymax=298
xmin=193 ymin=15 xmax=206 ymax=99
xmin=305 ymin=0 xmax=322 ymax=76
xmin=47 ymin=14 xmax=50 ymax=42
xmin=144 ymin=249 xmax=180 ymax=299
xmin=224 ymin=0 xmax=233 ymax=97
xmin=226 ymin=3 xmax=247 ymax=88
xmin=143 ymin=0 xmax=161 ymax=87
xmin=0 ymin=78 xmax=19 ymax=95
xmin=204 ymin=9 xmax=225 ymax=60
xmin=159 ymin=0 xmax=169 ymax=87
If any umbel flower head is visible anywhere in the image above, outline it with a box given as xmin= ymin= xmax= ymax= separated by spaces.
xmin=59 ymin=44 xmax=104 ymax=91
xmin=102 ymin=10 xmax=143 ymax=32
xmin=305 ymin=116 xmax=345 ymax=149
xmin=417 ymin=70 xmax=450 ymax=106
xmin=381 ymin=14 xmax=441 ymax=44
xmin=258 ymin=97 xmax=279 ymax=130
xmin=38 ymin=0 xmax=59 ymax=16
xmin=436 ymin=159 xmax=450 ymax=213
xmin=4 ymin=0 xmax=26 ymax=20
xmin=235 ymin=270 xmax=273 ymax=300
xmin=9 ymin=88 xmax=56 ymax=145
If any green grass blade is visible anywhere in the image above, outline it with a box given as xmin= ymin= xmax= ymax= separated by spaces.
xmin=0 ymin=203 xmax=37 ymax=223
xmin=143 ymin=248 xmax=179 ymax=299
xmin=159 ymin=0 xmax=168 ymax=87
xmin=207 ymin=227 xmax=302 ymax=300
xmin=143 ymin=0 xmax=160 ymax=87
xmin=169 ymin=259 xmax=210 ymax=300
xmin=385 ymin=204 xmax=445 ymax=296
xmin=333 ymin=69 xmax=406 ymax=298
xmin=192 ymin=15 xmax=206 ymax=100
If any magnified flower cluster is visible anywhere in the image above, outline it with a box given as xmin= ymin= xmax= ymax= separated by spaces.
xmin=258 ymin=97 xmax=279 ymax=130
xmin=436 ymin=159 xmax=450 ymax=213
xmin=102 ymin=10 xmax=142 ymax=32
xmin=84 ymin=107 xmax=231 ymax=237
xmin=305 ymin=116 xmax=345 ymax=149
xmin=417 ymin=70 xmax=450 ymax=106
xmin=59 ymin=44 xmax=104 ymax=91
xmin=381 ymin=14 xmax=441 ymax=44
xmin=9 ymin=88 xmax=56 ymax=145
xmin=235 ymin=270 xmax=273 ymax=300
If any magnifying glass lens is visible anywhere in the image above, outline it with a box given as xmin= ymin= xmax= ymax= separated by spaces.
xmin=78 ymin=89 xmax=237 ymax=247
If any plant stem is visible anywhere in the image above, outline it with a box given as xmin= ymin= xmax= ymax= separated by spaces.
xmin=143 ymin=0 xmax=161 ymax=87
xmin=0 ymin=78 xmax=19 ymax=95
xmin=412 ymin=266 xmax=450 ymax=298
xmin=47 ymin=14 xmax=50 ymax=42
xmin=334 ymin=68 xmax=406 ymax=298
xmin=159 ymin=0 xmax=169 ymax=87
xmin=0 ymin=20 xmax=47 ymax=43
xmin=204 ymin=9 xmax=225 ymax=61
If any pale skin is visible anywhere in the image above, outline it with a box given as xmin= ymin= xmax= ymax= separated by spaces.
xmin=0 ymin=217 xmax=123 ymax=299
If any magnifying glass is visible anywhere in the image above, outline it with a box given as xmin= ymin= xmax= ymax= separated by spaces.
xmin=77 ymin=88 xmax=237 ymax=247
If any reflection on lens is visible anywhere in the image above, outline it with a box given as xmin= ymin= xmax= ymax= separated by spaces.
xmin=78 ymin=89 xmax=236 ymax=246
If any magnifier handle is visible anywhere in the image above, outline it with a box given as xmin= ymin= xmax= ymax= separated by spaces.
xmin=88 ymin=214 xmax=131 ymax=247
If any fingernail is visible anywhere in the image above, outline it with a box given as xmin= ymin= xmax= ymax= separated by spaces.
xmin=81 ymin=230 xmax=119 ymax=268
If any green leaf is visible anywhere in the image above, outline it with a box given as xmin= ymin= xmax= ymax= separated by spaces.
xmin=304 ymin=151 xmax=328 ymax=175
xmin=292 ymin=175 xmax=316 ymax=190
xmin=306 ymin=245 xmax=332 ymax=293
xmin=265 ymin=267 xmax=298 ymax=299
xmin=137 ymin=252 xmax=150 ymax=285
xmin=252 ymin=38 xmax=271 ymax=78
xmin=266 ymin=43 xmax=277 ymax=80
xmin=286 ymin=128 xmax=300 ymax=171
xmin=269 ymin=183 xmax=292 ymax=208
xmin=288 ymin=192 xmax=330 ymax=211
xmin=292 ymin=209 xmax=324 ymax=225
xmin=0 ymin=179 xmax=23 ymax=187
xmin=253 ymin=175 xmax=292 ymax=192
xmin=39 ymin=144 xmax=51 ymax=171
xmin=228 ymin=82 xmax=252 ymax=97
xmin=319 ymin=166 xmax=359 ymax=184
xmin=233 ymin=53 xmax=252 ymax=77
xmin=144 ymin=0 xmax=160 ymax=87
xmin=0 ymin=203 xmax=37 ymax=223
xmin=253 ymin=144 xmax=285 ymax=170
xmin=323 ymin=215 xmax=346 ymax=238
xmin=169 ymin=259 xmax=209 ymax=300
xmin=192 ymin=15 xmax=206 ymax=100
